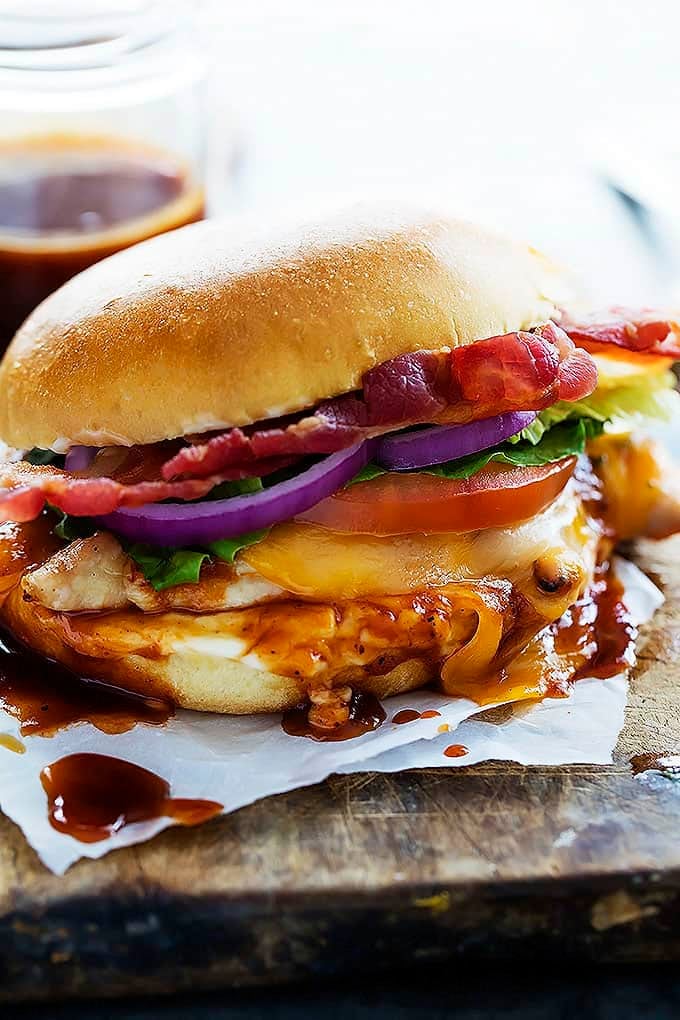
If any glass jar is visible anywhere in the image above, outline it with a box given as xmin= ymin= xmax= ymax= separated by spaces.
xmin=0 ymin=0 xmax=211 ymax=342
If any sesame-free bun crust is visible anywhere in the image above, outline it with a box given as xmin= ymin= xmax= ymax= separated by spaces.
xmin=1 ymin=585 xmax=431 ymax=713
xmin=0 ymin=205 xmax=568 ymax=451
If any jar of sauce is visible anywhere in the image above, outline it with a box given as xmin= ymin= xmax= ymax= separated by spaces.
xmin=0 ymin=2 xmax=212 ymax=343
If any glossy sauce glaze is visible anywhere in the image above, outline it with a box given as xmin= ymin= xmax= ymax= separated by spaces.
xmin=281 ymin=691 xmax=386 ymax=741
xmin=41 ymin=753 xmax=222 ymax=843
xmin=280 ymin=560 xmax=637 ymax=739
xmin=554 ymin=561 xmax=636 ymax=681
xmin=448 ymin=560 xmax=636 ymax=707
xmin=0 ymin=630 xmax=172 ymax=737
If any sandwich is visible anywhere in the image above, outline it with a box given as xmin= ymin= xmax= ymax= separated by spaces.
xmin=0 ymin=207 xmax=678 ymax=733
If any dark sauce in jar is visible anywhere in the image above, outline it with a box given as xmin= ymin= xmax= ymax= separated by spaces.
xmin=41 ymin=753 xmax=222 ymax=843
xmin=0 ymin=134 xmax=205 ymax=342
xmin=281 ymin=691 xmax=386 ymax=741
xmin=0 ymin=630 xmax=173 ymax=737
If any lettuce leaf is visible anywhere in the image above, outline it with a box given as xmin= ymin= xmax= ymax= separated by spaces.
xmin=206 ymin=529 xmax=270 ymax=564
xmin=124 ymin=529 xmax=270 ymax=590
xmin=125 ymin=544 xmax=210 ymax=592
xmin=52 ymin=510 xmax=95 ymax=541
xmin=424 ymin=418 xmax=603 ymax=480
xmin=348 ymin=419 xmax=604 ymax=486
xmin=25 ymin=448 xmax=63 ymax=467
xmin=204 ymin=477 xmax=264 ymax=500
xmin=512 ymin=373 xmax=680 ymax=446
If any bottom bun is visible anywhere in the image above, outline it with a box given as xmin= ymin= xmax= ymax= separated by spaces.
xmin=1 ymin=585 xmax=434 ymax=713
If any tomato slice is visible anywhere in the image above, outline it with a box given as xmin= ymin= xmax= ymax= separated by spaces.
xmin=297 ymin=458 xmax=577 ymax=535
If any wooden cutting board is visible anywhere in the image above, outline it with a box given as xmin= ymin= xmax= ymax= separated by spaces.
xmin=2 ymin=536 xmax=680 ymax=1002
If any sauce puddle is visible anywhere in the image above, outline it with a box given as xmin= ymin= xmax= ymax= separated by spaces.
xmin=393 ymin=708 xmax=441 ymax=724
xmin=0 ymin=631 xmax=173 ymax=736
xmin=443 ymin=744 xmax=469 ymax=759
xmin=282 ymin=691 xmax=386 ymax=741
xmin=41 ymin=753 xmax=222 ymax=843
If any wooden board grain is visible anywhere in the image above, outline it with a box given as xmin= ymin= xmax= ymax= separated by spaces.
xmin=2 ymin=537 xmax=680 ymax=1002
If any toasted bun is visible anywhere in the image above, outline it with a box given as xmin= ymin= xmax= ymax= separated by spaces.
xmin=0 ymin=205 xmax=568 ymax=452
xmin=1 ymin=585 xmax=431 ymax=712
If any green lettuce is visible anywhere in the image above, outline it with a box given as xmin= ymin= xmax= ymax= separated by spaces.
xmin=25 ymin=448 xmax=63 ymax=466
xmin=424 ymin=418 xmax=604 ymax=480
xmin=351 ymin=418 xmax=604 ymax=486
xmin=205 ymin=529 xmax=270 ymax=564
xmin=124 ymin=529 xmax=270 ymax=591
xmin=125 ymin=545 xmax=210 ymax=591
xmin=512 ymin=373 xmax=679 ymax=446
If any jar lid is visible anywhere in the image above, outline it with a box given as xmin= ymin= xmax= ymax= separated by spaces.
xmin=0 ymin=0 xmax=205 ymax=104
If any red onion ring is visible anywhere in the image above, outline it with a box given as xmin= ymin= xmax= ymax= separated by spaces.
xmin=375 ymin=412 xmax=537 ymax=470
xmin=97 ymin=441 xmax=373 ymax=546
xmin=64 ymin=446 xmax=97 ymax=473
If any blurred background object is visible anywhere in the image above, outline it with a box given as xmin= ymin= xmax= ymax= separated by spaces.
xmin=1 ymin=0 xmax=679 ymax=338
xmin=0 ymin=0 xmax=219 ymax=342
xmin=201 ymin=0 xmax=680 ymax=307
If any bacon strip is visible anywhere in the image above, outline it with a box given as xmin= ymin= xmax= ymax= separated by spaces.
xmin=560 ymin=307 xmax=680 ymax=358
xmin=0 ymin=322 xmax=597 ymax=523
xmin=163 ymin=322 xmax=596 ymax=480
xmin=0 ymin=458 xmax=291 ymax=522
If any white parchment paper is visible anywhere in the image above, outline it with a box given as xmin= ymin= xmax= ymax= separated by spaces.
xmin=0 ymin=556 xmax=663 ymax=874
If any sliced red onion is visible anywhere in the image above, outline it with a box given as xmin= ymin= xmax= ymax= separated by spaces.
xmin=64 ymin=446 xmax=97 ymax=473
xmin=375 ymin=412 xmax=537 ymax=470
xmin=97 ymin=441 xmax=373 ymax=547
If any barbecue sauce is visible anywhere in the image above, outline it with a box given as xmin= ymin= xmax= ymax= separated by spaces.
xmin=281 ymin=691 xmax=386 ymax=741
xmin=455 ymin=561 xmax=636 ymax=707
xmin=279 ymin=561 xmax=635 ymax=739
xmin=393 ymin=708 xmax=441 ymax=724
xmin=40 ymin=753 xmax=222 ymax=843
xmin=0 ymin=134 xmax=204 ymax=342
xmin=554 ymin=562 xmax=636 ymax=681
xmin=0 ymin=631 xmax=172 ymax=737
xmin=443 ymin=744 xmax=469 ymax=758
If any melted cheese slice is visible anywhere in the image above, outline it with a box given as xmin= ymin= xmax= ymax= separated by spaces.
xmin=243 ymin=481 xmax=601 ymax=618
xmin=591 ymin=350 xmax=673 ymax=390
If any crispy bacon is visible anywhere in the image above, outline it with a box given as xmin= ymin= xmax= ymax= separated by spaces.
xmin=560 ymin=307 xmax=680 ymax=358
xmin=163 ymin=323 xmax=596 ymax=480
xmin=0 ymin=322 xmax=598 ymax=523
xmin=0 ymin=458 xmax=292 ymax=523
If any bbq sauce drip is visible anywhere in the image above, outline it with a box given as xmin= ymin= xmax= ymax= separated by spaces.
xmin=281 ymin=691 xmax=386 ymax=741
xmin=281 ymin=562 xmax=635 ymax=739
xmin=41 ymin=753 xmax=222 ymax=844
xmin=0 ymin=135 xmax=204 ymax=342
xmin=554 ymin=562 xmax=636 ymax=681
xmin=0 ymin=631 xmax=173 ymax=737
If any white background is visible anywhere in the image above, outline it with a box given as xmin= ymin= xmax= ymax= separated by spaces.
xmin=203 ymin=0 xmax=680 ymax=303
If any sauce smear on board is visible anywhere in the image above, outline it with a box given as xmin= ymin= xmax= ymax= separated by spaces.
xmin=41 ymin=753 xmax=222 ymax=843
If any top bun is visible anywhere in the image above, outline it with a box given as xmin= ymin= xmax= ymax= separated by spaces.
xmin=0 ymin=206 xmax=568 ymax=451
